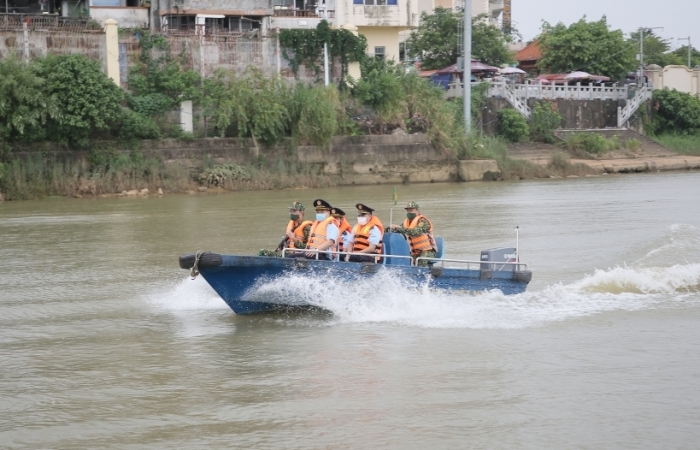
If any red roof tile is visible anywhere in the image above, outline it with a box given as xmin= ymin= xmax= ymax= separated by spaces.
xmin=515 ymin=40 xmax=542 ymax=62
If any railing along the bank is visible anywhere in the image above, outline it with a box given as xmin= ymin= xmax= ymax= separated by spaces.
xmin=446 ymin=81 xmax=629 ymax=101
xmin=488 ymin=82 xmax=629 ymax=101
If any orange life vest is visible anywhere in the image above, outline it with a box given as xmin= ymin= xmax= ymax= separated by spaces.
xmin=307 ymin=216 xmax=336 ymax=249
xmin=286 ymin=220 xmax=313 ymax=249
xmin=335 ymin=217 xmax=352 ymax=252
xmin=402 ymin=214 xmax=436 ymax=256
xmin=351 ymin=215 xmax=384 ymax=255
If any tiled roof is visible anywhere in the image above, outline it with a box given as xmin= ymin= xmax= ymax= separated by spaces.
xmin=515 ymin=40 xmax=542 ymax=62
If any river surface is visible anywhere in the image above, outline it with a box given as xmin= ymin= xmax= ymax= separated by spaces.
xmin=1 ymin=173 xmax=699 ymax=449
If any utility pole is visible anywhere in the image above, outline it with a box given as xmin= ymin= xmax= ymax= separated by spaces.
xmin=638 ymin=26 xmax=663 ymax=87
xmin=322 ymin=2 xmax=329 ymax=87
xmin=463 ymin=0 xmax=472 ymax=133
xmin=678 ymin=36 xmax=691 ymax=68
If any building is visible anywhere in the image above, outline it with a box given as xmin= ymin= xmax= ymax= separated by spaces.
xmin=432 ymin=0 xmax=503 ymax=25
xmin=514 ymin=39 xmax=541 ymax=74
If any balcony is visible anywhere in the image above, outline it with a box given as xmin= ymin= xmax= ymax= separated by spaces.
xmin=489 ymin=0 xmax=503 ymax=18
xmin=337 ymin=0 xmax=417 ymax=29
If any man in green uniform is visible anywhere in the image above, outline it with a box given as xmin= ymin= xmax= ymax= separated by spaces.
xmin=389 ymin=201 xmax=437 ymax=267
xmin=259 ymin=201 xmax=312 ymax=257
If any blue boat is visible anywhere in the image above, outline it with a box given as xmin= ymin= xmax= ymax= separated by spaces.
xmin=179 ymin=233 xmax=532 ymax=315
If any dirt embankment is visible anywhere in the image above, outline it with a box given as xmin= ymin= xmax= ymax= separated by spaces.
xmin=507 ymin=131 xmax=700 ymax=174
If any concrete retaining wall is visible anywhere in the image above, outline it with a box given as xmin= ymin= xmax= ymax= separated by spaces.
xmin=481 ymin=98 xmax=625 ymax=134
xmin=14 ymin=134 xmax=501 ymax=185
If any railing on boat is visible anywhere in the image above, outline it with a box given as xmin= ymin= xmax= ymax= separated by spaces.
xmin=416 ymin=257 xmax=528 ymax=271
xmin=282 ymin=248 xmax=527 ymax=270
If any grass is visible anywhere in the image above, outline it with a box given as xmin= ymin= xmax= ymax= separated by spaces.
xmin=562 ymin=133 xmax=621 ymax=156
xmin=465 ymin=135 xmax=594 ymax=179
xmin=0 ymin=153 xmax=335 ymax=201
xmin=653 ymin=134 xmax=700 ymax=155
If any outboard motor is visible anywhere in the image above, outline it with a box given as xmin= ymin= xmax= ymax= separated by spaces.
xmin=480 ymin=247 xmax=517 ymax=272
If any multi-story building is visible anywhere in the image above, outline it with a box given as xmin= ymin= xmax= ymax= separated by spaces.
xmin=431 ymin=0 xmax=503 ymax=25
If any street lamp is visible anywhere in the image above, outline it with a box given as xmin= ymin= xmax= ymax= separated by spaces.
xmin=678 ymin=36 xmax=692 ymax=68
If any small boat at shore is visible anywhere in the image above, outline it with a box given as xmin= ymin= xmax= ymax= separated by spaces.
xmin=179 ymin=232 xmax=532 ymax=315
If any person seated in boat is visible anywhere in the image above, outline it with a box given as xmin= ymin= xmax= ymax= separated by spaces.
xmin=284 ymin=201 xmax=313 ymax=251
xmin=389 ymin=201 xmax=437 ymax=267
xmin=258 ymin=201 xmax=312 ymax=257
xmin=287 ymin=199 xmax=338 ymax=260
xmin=345 ymin=203 xmax=384 ymax=263
xmin=331 ymin=206 xmax=352 ymax=258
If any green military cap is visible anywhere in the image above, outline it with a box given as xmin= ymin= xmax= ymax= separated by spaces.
xmin=289 ymin=201 xmax=305 ymax=211
xmin=404 ymin=201 xmax=420 ymax=210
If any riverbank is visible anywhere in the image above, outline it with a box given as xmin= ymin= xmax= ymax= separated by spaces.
xmin=1 ymin=133 xmax=699 ymax=202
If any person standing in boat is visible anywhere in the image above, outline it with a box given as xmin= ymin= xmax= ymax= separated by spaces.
xmin=300 ymin=199 xmax=338 ymax=260
xmin=345 ymin=203 xmax=384 ymax=263
xmin=389 ymin=201 xmax=437 ymax=267
xmin=331 ymin=206 xmax=352 ymax=258
xmin=258 ymin=201 xmax=312 ymax=257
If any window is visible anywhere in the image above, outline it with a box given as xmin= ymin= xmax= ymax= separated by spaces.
xmin=359 ymin=0 xmax=396 ymax=4
xmin=374 ymin=46 xmax=385 ymax=60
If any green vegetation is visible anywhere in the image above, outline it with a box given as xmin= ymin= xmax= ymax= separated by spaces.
xmin=538 ymin=17 xmax=636 ymax=80
xmin=646 ymin=89 xmax=700 ymax=155
xmin=405 ymin=8 xmax=514 ymax=70
xmin=497 ymin=109 xmax=529 ymax=142
xmin=279 ymin=21 xmax=367 ymax=79
xmin=529 ymin=102 xmax=563 ymax=143
xmin=563 ymin=132 xmax=621 ymax=155
xmin=649 ymin=89 xmax=700 ymax=135
xmin=653 ymin=134 xmax=700 ymax=155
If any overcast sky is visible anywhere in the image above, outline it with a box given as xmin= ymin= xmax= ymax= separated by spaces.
xmin=512 ymin=0 xmax=698 ymax=53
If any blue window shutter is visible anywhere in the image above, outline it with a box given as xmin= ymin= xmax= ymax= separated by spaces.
xmin=388 ymin=0 xmax=397 ymax=4
xmin=354 ymin=0 xmax=363 ymax=4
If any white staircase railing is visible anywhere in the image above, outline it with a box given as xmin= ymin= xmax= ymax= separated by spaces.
xmin=617 ymin=86 xmax=652 ymax=128
xmin=499 ymin=82 xmax=531 ymax=120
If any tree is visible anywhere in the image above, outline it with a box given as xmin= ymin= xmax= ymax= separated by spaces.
xmin=537 ymin=16 xmax=636 ymax=80
xmin=670 ymin=45 xmax=700 ymax=68
xmin=471 ymin=19 xmax=515 ymax=67
xmin=0 ymin=58 xmax=58 ymax=142
xmin=405 ymin=8 xmax=513 ymax=70
xmin=35 ymin=54 xmax=125 ymax=147
xmin=650 ymin=89 xmax=700 ymax=136
xmin=627 ymin=31 xmax=683 ymax=67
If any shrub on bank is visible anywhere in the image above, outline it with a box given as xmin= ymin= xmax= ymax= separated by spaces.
xmin=497 ymin=109 xmax=529 ymax=142
xmin=563 ymin=132 xmax=620 ymax=155
xmin=529 ymin=102 xmax=563 ymax=143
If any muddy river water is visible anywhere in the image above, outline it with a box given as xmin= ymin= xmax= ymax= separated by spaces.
xmin=1 ymin=173 xmax=699 ymax=448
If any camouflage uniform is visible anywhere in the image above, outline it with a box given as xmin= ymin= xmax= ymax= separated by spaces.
xmin=259 ymin=201 xmax=310 ymax=257
xmin=394 ymin=202 xmax=437 ymax=267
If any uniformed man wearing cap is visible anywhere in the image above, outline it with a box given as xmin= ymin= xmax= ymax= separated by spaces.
xmin=259 ymin=201 xmax=313 ymax=257
xmin=346 ymin=203 xmax=384 ymax=263
xmin=331 ymin=206 xmax=352 ymax=257
xmin=390 ymin=201 xmax=437 ymax=266
xmin=299 ymin=199 xmax=339 ymax=260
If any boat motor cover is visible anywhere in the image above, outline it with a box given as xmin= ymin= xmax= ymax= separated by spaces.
xmin=480 ymin=247 xmax=517 ymax=271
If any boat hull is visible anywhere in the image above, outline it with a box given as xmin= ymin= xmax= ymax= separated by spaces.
xmin=182 ymin=254 xmax=531 ymax=315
